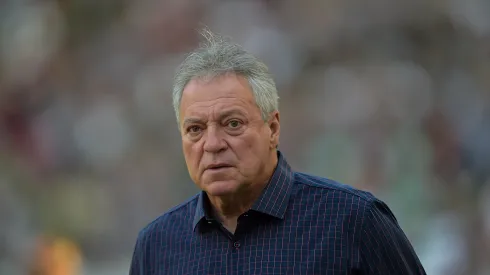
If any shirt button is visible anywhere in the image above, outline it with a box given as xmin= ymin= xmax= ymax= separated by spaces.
xmin=233 ymin=241 xmax=241 ymax=248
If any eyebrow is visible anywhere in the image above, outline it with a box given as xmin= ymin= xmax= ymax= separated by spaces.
xmin=182 ymin=109 xmax=246 ymax=126
xmin=182 ymin=118 xmax=204 ymax=126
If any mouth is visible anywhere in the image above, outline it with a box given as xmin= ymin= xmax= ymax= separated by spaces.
xmin=206 ymin=164 xmax=233 ymax=171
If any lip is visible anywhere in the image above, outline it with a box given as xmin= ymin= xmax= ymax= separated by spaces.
xmin=205 ymin=163 xmax=233 ymax=170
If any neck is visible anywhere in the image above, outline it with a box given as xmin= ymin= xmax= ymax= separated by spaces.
xmin=208 ymin=184 xmax=263 ymax=218
xmin=207 ymin=151 xmax=278 ymax=232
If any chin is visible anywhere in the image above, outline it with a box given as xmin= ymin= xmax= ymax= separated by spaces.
xmin=204 ymin=180 xmax=240 ymax=197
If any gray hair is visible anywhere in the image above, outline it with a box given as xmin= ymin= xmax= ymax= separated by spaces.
xmin=172 ymin=29 xmax=279 ymax=126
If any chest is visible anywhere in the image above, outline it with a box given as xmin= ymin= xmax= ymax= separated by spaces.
xmin=149 ymin=216 xmax=359 ymax=275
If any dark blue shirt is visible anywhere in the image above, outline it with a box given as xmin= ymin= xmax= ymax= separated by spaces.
xmin=130 ymin=152 xmax=426 ymax=274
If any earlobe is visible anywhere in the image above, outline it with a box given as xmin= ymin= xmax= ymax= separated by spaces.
xmin=268 ymin=111 xmax=280 ymax=149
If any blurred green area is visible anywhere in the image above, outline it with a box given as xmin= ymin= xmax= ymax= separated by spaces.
xmin=1 ymin=0 xmax=489 ymax=274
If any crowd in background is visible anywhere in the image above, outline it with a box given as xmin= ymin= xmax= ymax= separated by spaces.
xmin=1 ymin=0 xmax=489 ymax=274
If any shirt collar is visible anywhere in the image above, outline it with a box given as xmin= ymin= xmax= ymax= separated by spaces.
xmin=193 ymin=151 xmax=295 ymax=231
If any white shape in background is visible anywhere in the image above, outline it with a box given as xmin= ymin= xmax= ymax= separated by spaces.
xmin=323 ymin=62 xmax=433 ymax=129
xmin=203 ymin=1 xmax=306 ymax=92
xmin=370 ymin=62 xmax=433 ymax=126
xmin=73 ymin=99 xmax=133 ymax=169
xmin=323 ymin=66 xmax=378 ymax=128
xmin=443 ymin=69 xmax=487 ymax=144
xmin=204 ymin=1 xmax=270 ymax=45
xmin=0 ymin=1 xmax=64 ymax=84
xmin=133 ymin=55 xmax=184 ymax=126
xmin=419 ymin=213 xmax=467 ymax=275
xmin=448 ymin=0 xmax=490 ymax=37
xmin=243 ymin=27 xmax=305 ymax=90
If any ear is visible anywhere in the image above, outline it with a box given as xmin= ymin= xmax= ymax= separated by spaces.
xmin=268 ymin=111 xmax=280 ymax=149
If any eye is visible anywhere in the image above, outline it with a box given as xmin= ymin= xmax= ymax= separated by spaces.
xmin=227 ymin=120 xmax=242 ymax=129
xmin=187 ymin=125 xmax=202 ymax=134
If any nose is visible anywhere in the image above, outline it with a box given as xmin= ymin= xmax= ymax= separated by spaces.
xmin=203 ymin=126 xmax=228 ymax=153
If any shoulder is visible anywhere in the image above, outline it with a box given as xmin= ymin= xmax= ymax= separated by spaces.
xmin=294 ymin=172 xmax=376 ymax=204
xmin=135 ymin=193 xmax=199 ymax=243
xmin=292 ymin=172 xmax=405 ymax=232
xmin=294 ymin=172 xmax=403 ymax=226
xmin=292 ymin=172 xmax=395 ymax=220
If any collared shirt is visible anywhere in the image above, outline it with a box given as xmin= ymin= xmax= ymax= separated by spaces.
xmin=129 ymin=152 xmax=426 ymax=275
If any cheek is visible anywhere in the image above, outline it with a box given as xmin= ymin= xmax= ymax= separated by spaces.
xmin=232 ymin=134 xmax=265 ymax=165
xmin=182 ymin=141 xmax=201 ymax=170
xmin=230 ymin=135 xmax=255 ymax=153
xmin=245 ymin=130 xmax=269 ymax=152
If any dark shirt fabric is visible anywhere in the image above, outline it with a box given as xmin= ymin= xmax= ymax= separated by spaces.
xmin=130 ymin=151 xmax=426 ymax=275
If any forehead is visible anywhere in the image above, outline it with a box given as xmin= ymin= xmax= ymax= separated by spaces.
xmin=180 ymin=74 xmax=259 ymax=119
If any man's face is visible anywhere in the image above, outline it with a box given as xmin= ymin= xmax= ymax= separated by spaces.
xmin=179 ymin=74 xmax=280 ymax=197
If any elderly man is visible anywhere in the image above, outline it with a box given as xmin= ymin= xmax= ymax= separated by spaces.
xmin=129 ymin=30 xmax=426 ymax=275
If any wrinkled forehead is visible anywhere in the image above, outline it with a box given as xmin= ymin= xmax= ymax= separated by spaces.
xmin=182 ymin=74 xmax=254 ymax=101
xmin=180 ymin=74 xmax=260 ymax=119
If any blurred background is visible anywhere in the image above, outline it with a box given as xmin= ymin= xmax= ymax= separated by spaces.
xmin=0 ymin=0 xmax=489 ymax=274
